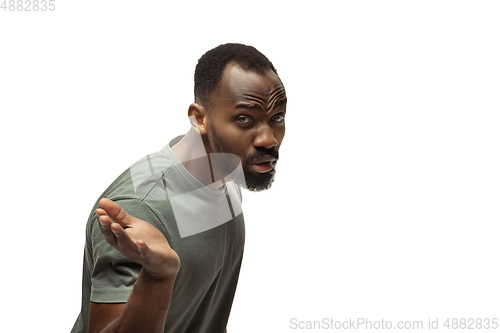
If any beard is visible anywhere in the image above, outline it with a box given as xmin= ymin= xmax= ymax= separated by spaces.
xmin=210 ymin=123 xmax=278 ymax=192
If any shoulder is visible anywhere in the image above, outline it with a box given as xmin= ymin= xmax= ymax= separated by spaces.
xmin=128 ymin=151 xmax=174 ymax=201
xmin=95 ymin=149 xmax=175 ymax=202
xmin=87 ymin=149 xmax=176 ymax=234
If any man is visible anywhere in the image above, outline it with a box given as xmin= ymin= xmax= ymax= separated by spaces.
xmin=71 ymin=43 xmax=287 ymax=333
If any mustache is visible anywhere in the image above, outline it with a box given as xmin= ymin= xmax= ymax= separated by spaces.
xmin=247 ymin=148 xmax=279 ymax=163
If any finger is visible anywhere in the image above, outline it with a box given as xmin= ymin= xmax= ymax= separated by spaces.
xmin=137 ymin=240 xmax=149 ymax=256
xmin=97 ymin=214 xmax=119 ymax=248
xmin=97 ymin=211 xmax=111 ymax=226
xmin=95 ymin=208 xmax=106 ymax=218
xmin=136 ymin=241 xmax=158 ymax=264
xmin=110 ymin=223 xmax=140 ymax=257
xmin=98 ymin=198 xmax=133 ymax=228
xmin=136 ymin=241 xmax=165 ymax=264
xmin=96 ymin=209 xmax=111 ymax=229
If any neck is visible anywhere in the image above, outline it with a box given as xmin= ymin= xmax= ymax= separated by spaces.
xmin=171 ymin=128 xmax=222 ymax=189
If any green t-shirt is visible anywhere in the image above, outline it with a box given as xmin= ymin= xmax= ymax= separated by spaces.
xmin=71 ymin=137 xmax=245 ymax=333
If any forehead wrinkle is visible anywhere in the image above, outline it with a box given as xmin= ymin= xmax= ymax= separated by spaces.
xmin=267 ymin=86 xmax=287 ymax=111
xmin=239 ymin=85 xmax=286 ymax=113
xmin=241 ymin=94 xmax=267 ymax=110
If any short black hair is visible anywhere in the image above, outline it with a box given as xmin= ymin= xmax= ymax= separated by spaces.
xmin=194 ymin=43 xmax=278 ymax=109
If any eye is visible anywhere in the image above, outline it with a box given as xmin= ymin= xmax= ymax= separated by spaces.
xmin=236 ymin=115 xmax=253 ymax=124
xmin=272 ymin=113 xmax=286 ymax=122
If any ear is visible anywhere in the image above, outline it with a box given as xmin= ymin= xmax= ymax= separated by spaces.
xmin=188 ymin=103 xmax=209 ymax=135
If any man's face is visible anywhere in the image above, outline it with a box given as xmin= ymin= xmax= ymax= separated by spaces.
xmin=205 ymin=62 xmax=287 ymax=192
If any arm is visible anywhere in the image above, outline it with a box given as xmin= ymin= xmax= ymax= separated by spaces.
xmin=89 ymin=198 xmax=180 ymax=333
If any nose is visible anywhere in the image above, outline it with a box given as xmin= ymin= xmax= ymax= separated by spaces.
xmin=253 ymin=124 xmax=278 ymax=150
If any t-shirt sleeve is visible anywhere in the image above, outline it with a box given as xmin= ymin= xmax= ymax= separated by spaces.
xmin=89 ymin=198 xmax=167 ymax=303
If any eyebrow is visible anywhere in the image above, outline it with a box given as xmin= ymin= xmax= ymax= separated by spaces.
xmin=274 ymin=98 xmax=288 ymax=108
xmin=235 ymin=103 xmax=258 ymax=110
xmin=235 ymin=98 xmax=287 ymax=111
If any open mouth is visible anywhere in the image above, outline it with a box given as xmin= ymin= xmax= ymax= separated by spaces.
xmin=250 ymin=161 xmax=276 ymax=173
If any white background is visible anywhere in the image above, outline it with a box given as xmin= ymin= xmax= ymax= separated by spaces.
xmin=1 ymin=1 xmax=499 ymax=332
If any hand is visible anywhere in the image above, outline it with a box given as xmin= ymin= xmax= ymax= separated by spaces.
xmin=96 ymin=198 xmax=180 ymax=280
